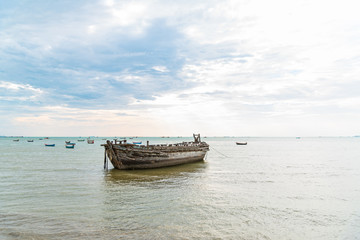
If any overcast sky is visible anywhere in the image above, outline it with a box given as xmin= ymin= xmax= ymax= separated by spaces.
xmin=1 ymin=0 xmax=360 ymax=136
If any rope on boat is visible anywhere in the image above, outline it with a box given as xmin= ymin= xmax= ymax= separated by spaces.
xmin=209 ymin=146 xmax=230 ymax=158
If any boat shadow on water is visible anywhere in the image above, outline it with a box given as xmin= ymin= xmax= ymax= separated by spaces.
xmin=103 ymin=162 xmax=207 ymax=184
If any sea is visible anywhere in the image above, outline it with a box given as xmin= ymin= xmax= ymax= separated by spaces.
xmin=1 ymin=136 xmax=360 ymax=239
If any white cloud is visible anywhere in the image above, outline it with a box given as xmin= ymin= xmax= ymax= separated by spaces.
xmin=0 ymin=81 xmax=43 ymax=101
xmin=87 ymin=25 xmax=97 ymax=34
xmin=0 ymin=81 xmax=41 ymax=92
xmin=152 ymin=66 xmax=169 ymax=72
xmin=103 ymin=0 xmax=115 ymax=7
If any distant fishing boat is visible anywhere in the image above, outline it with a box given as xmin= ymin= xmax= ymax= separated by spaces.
xmin=65 ymin=141 xmax=71 ymax=144
xmin=87 ymin=139 xmax=94 ymax=144
xmin=13 ymin=139 xmax=19 ymax=142
xmin=45 ymin=144 xmax=55 ymax=147
xmin=102 ymin=134 xmax=209 ymax=170
xmin=236 ymin=142 xmax=247 ymax=145
xmin=27 ymin=140 xmax=34 ymax=142
xmin=132 ymin=141 xmax=142 ymax=144
xmin=77 ymin=139 xmax=85 ymax=142
xmin=65 ymin=142 xmax=76 ymax=145
xmin=65 ymin=144 xmax=75 ymax=149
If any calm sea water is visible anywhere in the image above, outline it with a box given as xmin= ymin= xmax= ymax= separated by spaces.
xmin=1 ymin=137 xmax=360 ymax=239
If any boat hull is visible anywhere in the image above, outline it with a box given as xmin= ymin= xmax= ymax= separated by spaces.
xmin=116 ymin=151 xmax=207 ymax=170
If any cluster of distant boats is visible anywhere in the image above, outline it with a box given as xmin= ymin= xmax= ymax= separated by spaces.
xmin=11 ymin=137 xmax=144 ymax=149
xmin=12 ymin=138 xmax=96 ymax=148
xmin=44 ymin=139 xmax=93 ymax=148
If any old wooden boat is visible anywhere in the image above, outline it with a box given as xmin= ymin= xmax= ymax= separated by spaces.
xmin=102 ymin=134 xmax=209 ymax=170
xmin=65 ymin=144 xmax=75 ymax=149
xmin=45 ymin=144 xmax=55 ymax=147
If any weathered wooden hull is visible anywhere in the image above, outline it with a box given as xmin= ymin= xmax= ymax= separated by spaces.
xmin=113 ymin=151 xmax=207 ymax=170
xmin=102 ymin=140 xmax=209 ymax=170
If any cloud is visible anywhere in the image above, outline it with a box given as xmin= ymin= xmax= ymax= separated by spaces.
xmin=1 ymin=0 xmax=360 ymax=136
xmin=152 ymin=66 xmax=169 ymax=72
xmin=0 ymin=81 xmax=42 ymax=93
xmin=0 ymin=81 xmax=43 ymax=101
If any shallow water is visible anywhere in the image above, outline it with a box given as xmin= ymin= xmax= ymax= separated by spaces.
xmin=1 ymin=137 xmax=360 ymax=239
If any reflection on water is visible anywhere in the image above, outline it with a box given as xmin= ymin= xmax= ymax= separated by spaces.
xmin=100 ymin=161 xmax=213 ymax=240
xmin=104 ymin=161 xmax=207 ymax=184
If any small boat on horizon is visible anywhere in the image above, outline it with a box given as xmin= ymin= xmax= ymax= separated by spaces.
xmin=87 ymin=139 xmax=94 ymax=144
xmin=65 ymin=144 xmax=75 ymax=149
xmin=45 ymin=144 xmax=55 ymax=147
xmin=13 ymin=139 xmax=19 ymax=142
xmin=77 ymin=139 xmax=85 ymax=142
xmin=236 ymin=142 xmax=247 ymax=145
xmin=27 ymin=140 xmax=34 ymax=142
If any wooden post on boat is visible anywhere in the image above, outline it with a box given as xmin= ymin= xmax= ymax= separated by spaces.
xmin=147 ymin=141 xmax=149 ymax=149
xmin=193 ymin=133 xmax=201 ymax=143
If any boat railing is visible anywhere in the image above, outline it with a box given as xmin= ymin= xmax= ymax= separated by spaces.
xmin=114 ymin=143 xmax=208 ymax=152
xmin=106 ymin=139 xmax=209 ymax=152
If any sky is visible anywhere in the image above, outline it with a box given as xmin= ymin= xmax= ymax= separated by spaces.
xmin=0 ymin=0 xmax=360 ymax=137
